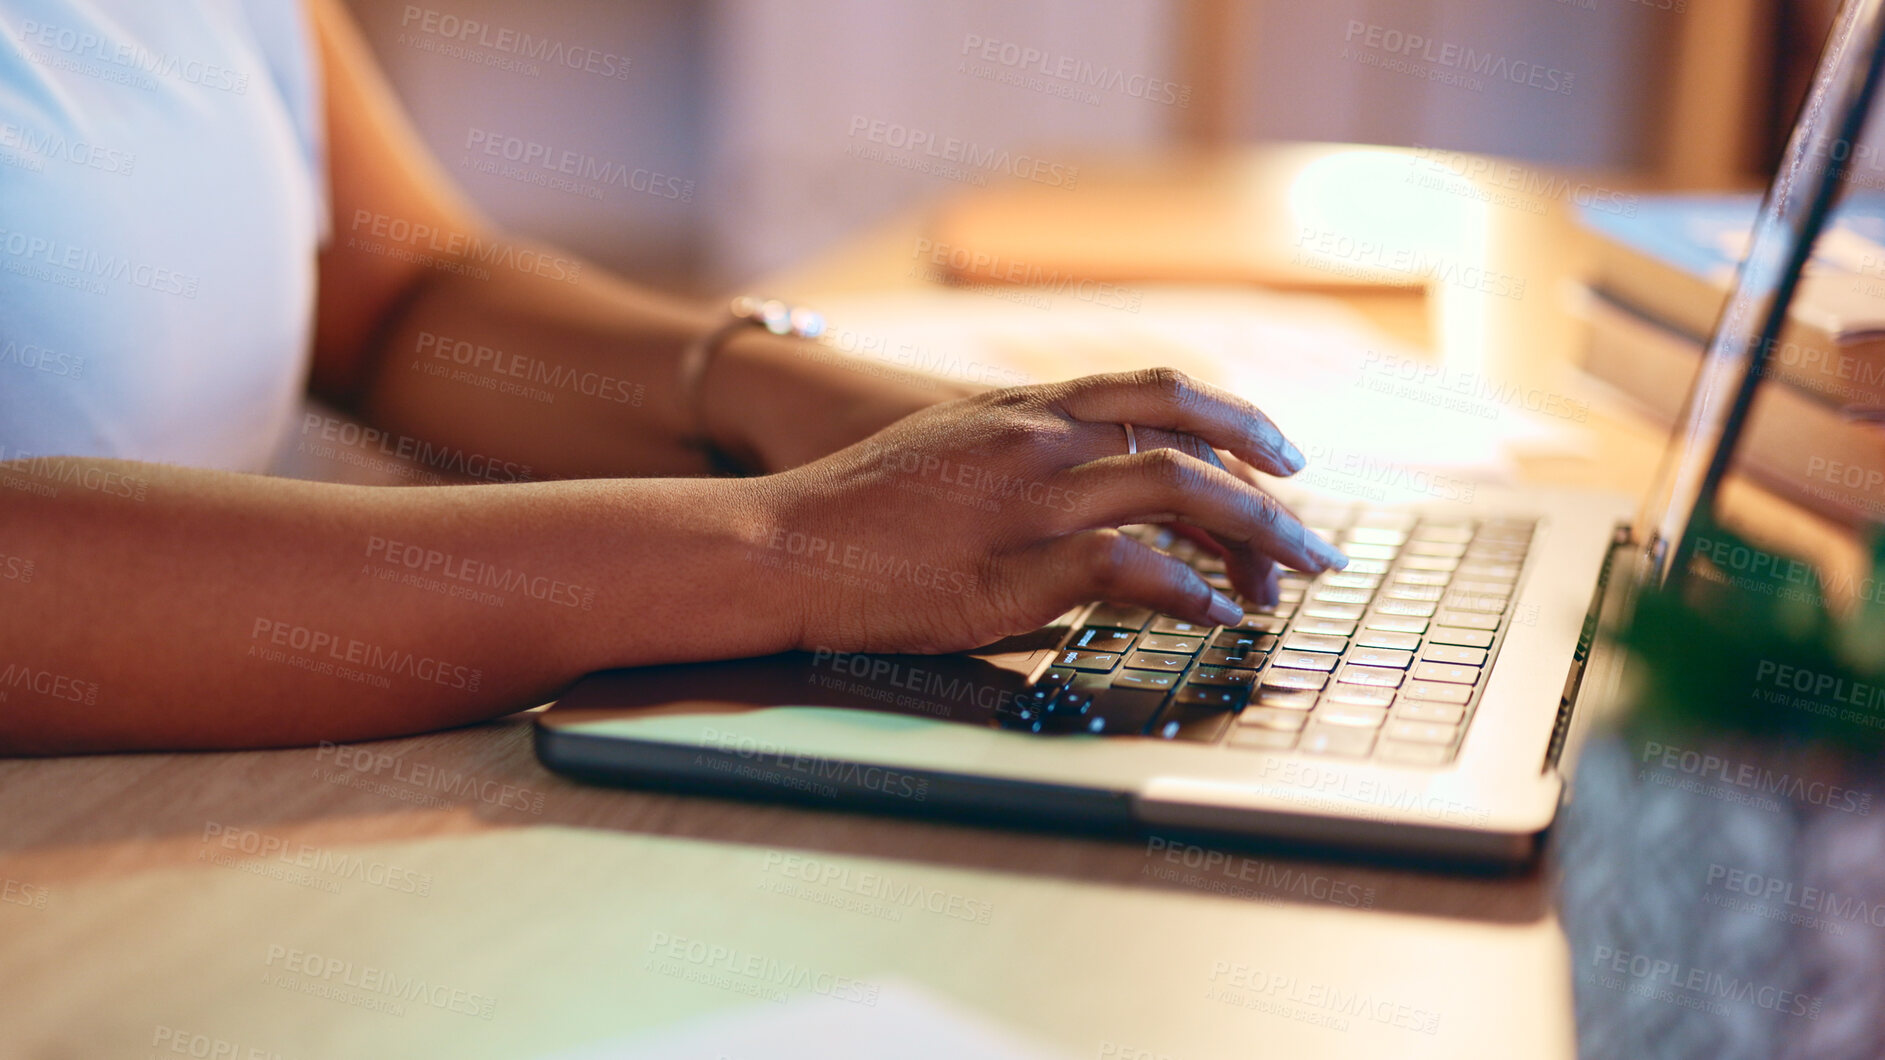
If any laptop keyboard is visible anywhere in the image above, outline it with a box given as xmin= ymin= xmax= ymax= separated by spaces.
xmin=1003 ymin=503 xmax=1538 ymax=768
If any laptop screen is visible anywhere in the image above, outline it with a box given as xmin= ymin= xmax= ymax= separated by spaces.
xmin=1640 ymin=0 xmax=1885 ymax=589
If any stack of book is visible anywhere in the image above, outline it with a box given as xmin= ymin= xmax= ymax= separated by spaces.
xmin=1578 ymin=194 xmax=1885 ymax=525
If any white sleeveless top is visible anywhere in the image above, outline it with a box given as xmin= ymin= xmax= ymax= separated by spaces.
xmin=0 ymin=0 xmax=326 ymax=472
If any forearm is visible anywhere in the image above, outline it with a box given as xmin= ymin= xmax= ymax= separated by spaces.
xmin=0 ymin=459 xmax=789 ymax=754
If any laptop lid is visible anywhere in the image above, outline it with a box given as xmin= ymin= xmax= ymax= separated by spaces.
xmin=1639 ymin=0 xmax=1885 ymax=584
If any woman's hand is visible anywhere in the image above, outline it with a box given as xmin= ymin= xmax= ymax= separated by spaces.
xmin=699 ymin=327 xmax=987 ymax=472
xmin=752 ymin=368 xmax=1348 ymax=655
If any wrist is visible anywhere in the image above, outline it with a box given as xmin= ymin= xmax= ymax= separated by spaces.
xmin=697 ymin=326 xmax=826 ymax=469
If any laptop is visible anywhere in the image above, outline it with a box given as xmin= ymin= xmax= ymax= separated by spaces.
xmin=534 ymin=0 xmax=1885 ymax=867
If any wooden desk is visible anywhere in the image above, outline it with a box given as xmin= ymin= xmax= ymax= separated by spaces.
xmin=0 ymin=145 xmax=1692 ymax=1059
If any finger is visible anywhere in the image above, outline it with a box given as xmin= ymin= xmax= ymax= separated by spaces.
xmin=1036 ymin=529 xmax=1243 ymax=627
xmin=1049 ymin=367 xmax=1306 ymax=478
xmin=1063 ymin=448 xmax=1348 ymax=573
xmin=1114 ymin=427 xmax=1282 ymax=603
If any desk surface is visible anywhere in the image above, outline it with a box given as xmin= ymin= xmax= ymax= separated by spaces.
xmin=0 ymin=144 xmax=1797 ymax=1059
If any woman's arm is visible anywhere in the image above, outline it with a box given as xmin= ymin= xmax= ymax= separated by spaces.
xmin=0 ymin=371 xmax=1342 ymax=756
xmin=0 ymin=459 xmax=787 ymax=754
xmin=306 ymin=0 xmax=960 ymax=480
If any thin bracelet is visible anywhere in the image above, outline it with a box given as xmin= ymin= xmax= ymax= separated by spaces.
xmin=677 ymin=295 xmax=826 ymax=444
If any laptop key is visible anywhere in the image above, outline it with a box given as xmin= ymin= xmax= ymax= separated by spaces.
xmin=1411 ymin=662 xmax=1480 ymax=685
xmin=1348 ymin=647 xmax=1414 ymax=669
xmin=1385 ymin=584 xmax=1444 ymax=603
xmin=1151 ymin=703 xmax=1234 ymax=742
xmin=1401 ymin=681 xmax=1472 ymax=704
xmin=1374 ymin=599 xmax=1437 ymax=618
xmin=1174 ymin=684 xmax=1248 ymax=709
xmin=1124 ymin=651 xmax=1192 ymax=673
xmin=1272 ymin=650 xmax=1337 ymax=672
xmin=1427 ymin=625 xmax=1494 ymax=648
xmin=1318 ymin=702 xmax=1388 ymax=728
xmin=1072 ymin=627 xmax=1137 ymax=653
xmin=1405 ymin=540 xmax=1467 ymax=558
xmin=1259 ymin=669 xmax=1328 ymax=692
xmin=1200 ymin=647 xmax=1264 ymax=669
xmin=1057 ymin=650 xmax=1120 ymax=671
xmin=1338 ymin=665 xmax=1405 ymax=688
xmin=1456 ymin=562 xmax=1521 ymax=580
xmin=1190 ymin=666 xmax=1256 ymax=687
xmin=1228 ymin=728 xmax=1299 ymax=751
xmin=1115 ymin=669 xmax=1180 ymax=691
xmin=1086 ymin=604 xmax=1152 ymax=630
xmin=1280 ymin=632 xmax=1348 ymax=654
xmin=1323 ymin=685 xmax=1395 ymax=708
xmin=1082 ymin=685 xmax=1168 ymax=735
xmin=1393 ymin=700 xmax=1465 ymax=724
xmin=1435 ymin=610 xmax=1500 ymax=631
xmin=1392 ymin=569 xmax=1452 ymax=586
xmin=1341 ymin=559 xmax=1391 ymax=575
xmin=1341 ymin=543 xmax=1400 ymax=561
xmin=1300 ymin=725 xmax=1376 ymax=757
xmin=1364 ymin=615 xmax=1428 ymax=634
xmin=1253 ymin=687 xmax=1319 ymax=710
xmin=1354 ymin=629 xmax=1420 ymax=651
xmin=1441 ymin=593 xmax=1507 ymax=614
xmin=1312 ymin=588 xmax=1373 ymax=606
xmin=1411 ymin=524 xmax=1473 ymax=544
xmin=1421 ymin=644 xmax=1487 ymax=667
xmin=1237 ymin=706 xmax=1308 ymax=731
xmin=1293 ymin=617 xmax=1358 ymax=637
xmin=1229 ymin=615 xmax=1287 ymax=634
xmin=1213 ymin=631 xmax=1278 ymax=652
xmin=1139 ymin=633 xmax=1206 ymax=654
xmin=1383 ymin=719 xmax=1458 ymax=745
xmin=1302 ymin=603 xmax=1365 ymax=621
xmin=1323 ymin=573 xmax=1382 ymax=589
xmin=1399 ymin=555 xmax=1459 ymax=572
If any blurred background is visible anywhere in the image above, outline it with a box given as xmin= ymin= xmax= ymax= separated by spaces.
xmin=341 ymin=0 xmax=1844 ymax=296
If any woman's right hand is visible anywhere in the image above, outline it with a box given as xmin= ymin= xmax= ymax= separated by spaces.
xmin=750 ymin=368 xmax=1350 ymax=655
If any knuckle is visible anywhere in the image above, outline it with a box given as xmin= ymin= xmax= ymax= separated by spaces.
xmin=1143 ymin=447 xmax=1191 ymax=489
xmin=1138 ymin=366 xmax=1191 ymax=403
xmin=1081 ymin=531 xmax=1132 ymax=592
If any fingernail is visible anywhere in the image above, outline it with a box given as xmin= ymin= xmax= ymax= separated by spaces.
xmin=1282 ymin=439 xmax=1306 ymax=474
xmin=1207 ymin=589 xmax=1244 ymax=626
